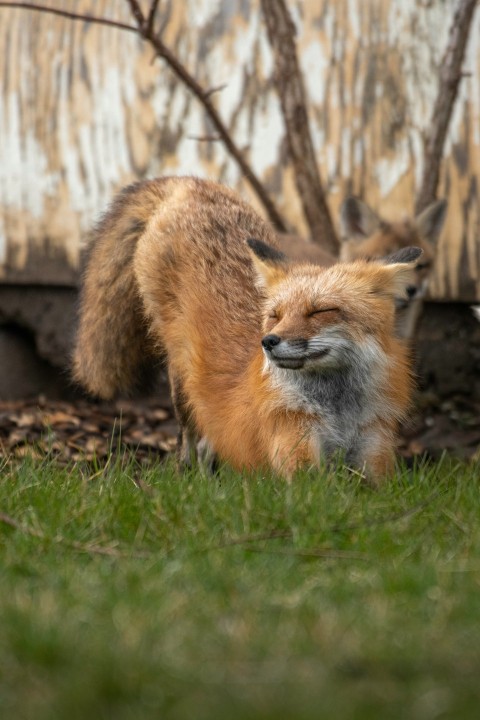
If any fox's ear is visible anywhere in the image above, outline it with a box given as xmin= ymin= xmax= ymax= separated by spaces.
xmin=415 ymin=199 xmax=447 ymax=244
xmin=378 ymin=246 xmax=423 ymax=299
xmin=382 ymin=246 xmax=423 ymax=265
xmin=340 ymin=196 xmax=382 ymax=240
xmin=247 ymin=238 xmax=288 ymax=289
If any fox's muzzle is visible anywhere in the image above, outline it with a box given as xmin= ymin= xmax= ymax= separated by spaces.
xmin=262 ymin=335 xmax=331 ymax=370
xmin=261 ymin=334 xmax=281 ymax=351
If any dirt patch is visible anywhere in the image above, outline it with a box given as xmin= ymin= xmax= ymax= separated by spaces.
xmin=399 ymin=392 xmax=480 ymax=462
xmin=0 ymin=397 xmax=176 ymax=466
xmin=0 ymin=392 xmax=478 ymax=468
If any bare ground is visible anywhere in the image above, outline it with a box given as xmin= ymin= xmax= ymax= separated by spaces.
xmin=1 ymin=388 xmax=478 ymax=467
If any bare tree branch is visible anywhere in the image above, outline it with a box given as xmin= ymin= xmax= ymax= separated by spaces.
xmin=260 ymin=0 xmax=339 ymax=255
xmin=124 ymin=0 xmax=288 ymax=231
xmin=203 ymin=83 xmax=227 ymax=99
xmin=187 ymin=135 xmax=221 ymax=142
xmin=125 ymin=0 xmax=144 ymax=29
xmin=0 ymin=2 xmax=137 ymax=33
xmin=415 ymin=0 xmax=478 ymax=214
xmin=146 ymin=0 xmax=161 ymax=35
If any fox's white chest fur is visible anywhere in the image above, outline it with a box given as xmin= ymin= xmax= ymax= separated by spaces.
xmin=266 ymin=337 xmax=390 ymax=466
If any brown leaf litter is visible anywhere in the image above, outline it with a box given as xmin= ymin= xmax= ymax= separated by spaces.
xmin=0 ymin=391 xmax=478 ymax=466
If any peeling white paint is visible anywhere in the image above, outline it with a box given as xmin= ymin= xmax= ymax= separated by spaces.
xmin=410 ymin=128 xmax=424 ymax=191
xmin=217 ymin=67 xmax=244 ymax=125
xmin=258 ymin=31 xmax=273 ymax=78
xmin=0 ymin=92 xmax=57 ymax=217
xmin=0 ymin=219 xmax=6 ymax=265
xmin=232 ymin=105 xmax=251 ymax=152
xmin=347 ymin=0 xmax=361 ymax=40
xmin=310 ymin=123 xmax=325 ymax=156
xmin=387 ymin=0 xmax=451 ymax=129
xmin=326 ymin=145 xmax=337 ymax=181
xmin=467 ymin=9 xmax=480 ymax=145
xmin=341 ymin=127 xmax=351 ymax=178
xmin=353 ymin=138 xmax=363 ymax=168
xmin=191 ymin=0 xmax=221 ymax=28
xmin=302 ymin=41 xmax=329 ymax=106
xmin=375 ymin=137 xmax=410 ymax=198
xmin=150 ymin=81 xmax=171 ymax=127
xmin=289 ymin=3 xmax=303 ymax=36
xmin=170 ymin=89 xmax=211 ymax=176
xmin=250 ymin=91 xmax=283 ymax=177
xmin=233 ymin=9 xmax=259 ymax=69
xmin=169 ymin=88 xmax=188 ymax=134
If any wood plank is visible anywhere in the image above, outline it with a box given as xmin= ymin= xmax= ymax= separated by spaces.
xmin=0 ymin=0 xmax=478 ymax=299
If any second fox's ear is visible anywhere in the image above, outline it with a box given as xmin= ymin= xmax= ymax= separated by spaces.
xmin=247 ymin=238 xmax=288 ymax=289
xmin=415 ymin=199 xmax=447 ymax=244
xmin=340 ymin=196 xmax=382 ymax=240
xmin=382 ymin=246 xmax=423 ymax=265
xmin=378 ymin=247 xmax=423 ymax=299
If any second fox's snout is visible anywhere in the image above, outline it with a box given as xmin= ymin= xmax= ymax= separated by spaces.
xmin=261 ymin=334 xmax=281 ymax=351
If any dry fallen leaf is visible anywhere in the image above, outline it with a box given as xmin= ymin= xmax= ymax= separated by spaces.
xmin=42 ymin=412 xmax=81 ymax=427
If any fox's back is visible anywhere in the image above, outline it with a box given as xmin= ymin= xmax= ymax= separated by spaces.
xmin=134 ymin=178 xmax=277 ymax=377
xmin=75 ymin=176 xmax=418 ymax=478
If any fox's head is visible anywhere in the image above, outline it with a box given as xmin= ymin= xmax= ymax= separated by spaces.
xmin=247 ymin=238 xmax=422 ymax=373
xmin=339 ymin=197 xmax=447 ymax=340
xmin=339 ymin=196 xmax=447 ymax=304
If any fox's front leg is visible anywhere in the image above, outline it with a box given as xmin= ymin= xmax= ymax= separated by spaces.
xmin=357 ymin=426 xmax=396 ymax=486
xmin=268 ymin=429 xmax=314 ymax=480
xmin=169 ymin=369 xmax=219 ymax=475
xmin=169 ymin=369 xmax=198 ymax=471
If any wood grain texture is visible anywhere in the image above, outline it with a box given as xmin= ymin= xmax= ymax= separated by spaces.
xmin=0 ymin=0 xmax=478 ymax=300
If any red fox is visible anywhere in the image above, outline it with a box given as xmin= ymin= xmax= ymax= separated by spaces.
xmin=277 ymin=196 xmax=447 ymax=339
xmin=73 ymin=177 xmax=421 ymax=482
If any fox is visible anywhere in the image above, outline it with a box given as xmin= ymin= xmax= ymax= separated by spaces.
xmin=276 ymin=196 xmax=447 ymax=339
xmin=73 ymin=177 xmax=421 ymax=483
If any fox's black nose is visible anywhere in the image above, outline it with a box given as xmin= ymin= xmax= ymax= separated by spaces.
xmin=406 ymin=285 xmax=417 ymax=299
xmin=262 ymin=334 xmax=281 ymax=351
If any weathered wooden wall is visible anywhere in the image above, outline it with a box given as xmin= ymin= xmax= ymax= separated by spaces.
xmin=0 ymin=0 xmax=479 ymax=299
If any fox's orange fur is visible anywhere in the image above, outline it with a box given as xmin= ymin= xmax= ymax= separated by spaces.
xmin=277 ymin=197 xmax=446 ymax=339
xmin=277 ymin=197 xmax=447 ymax=340
xmin=74 ymin=177 xmax=421 ymax=482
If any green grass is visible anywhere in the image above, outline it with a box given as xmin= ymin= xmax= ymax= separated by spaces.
xmin=0 ymin=453 xmax=479 ymax=719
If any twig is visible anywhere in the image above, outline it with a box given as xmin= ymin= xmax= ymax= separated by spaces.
xmin=203 ymin=83 xmax=227 ymax=99
xmin=0 ymin=2 xmax=137 ymax=33
xmin=214 ymin=528 xmax=293 ymax=549
xmin=126 ymin=0 xmax=144 ymax=29
xmin=187 ymin=134 xmax=221 ymax=142
xmin=146 ymin=0 xmax=160 ymax=34
xmin=415 ymin=0 xmax=478 ymax=213
xmin=124 ymin=0 xmax=288 ymax=232
xmin=0 ymin=511 xmax=43 ymax=538
xmin=330 ymin=489 xmax=443 ymax=533
xmin=206 ymin=488 xmax=443 ymax=553
xmin=0 ymin=510 xmax=150 ymax=558
xmin=260 ymin=0 xmax=339 ymax=254
xmin=68 ymin=539 xmax=150 ymax=559
xmin=241 ymin=546 xmax=369 ymax=561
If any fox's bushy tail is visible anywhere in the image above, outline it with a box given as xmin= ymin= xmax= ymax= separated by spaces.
xmin=73 ymin=180 xmax=164 ymax=399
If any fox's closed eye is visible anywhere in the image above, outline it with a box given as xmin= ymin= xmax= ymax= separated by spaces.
xmin=416 ymin=262 xmax=431 ymax=271
xmin=308 ymin=307 xmax=339 ymax=317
